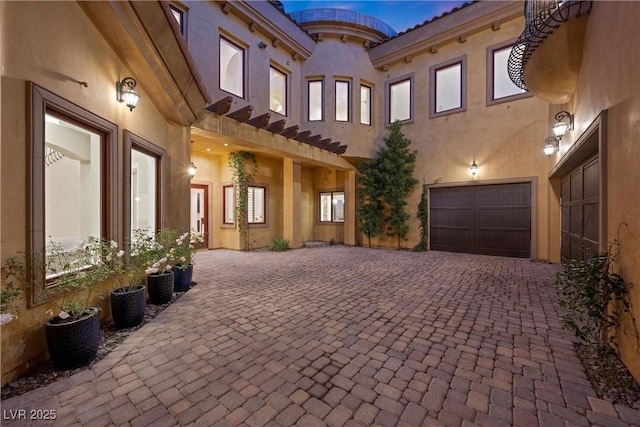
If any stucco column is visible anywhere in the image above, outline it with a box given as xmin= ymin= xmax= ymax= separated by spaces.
xmin=344 ymin=169 xmax=357 ymax=245
xmin=283 ymin=158 xmax=302 ymax=248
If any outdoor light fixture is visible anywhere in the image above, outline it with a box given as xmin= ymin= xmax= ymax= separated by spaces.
xmin=544 ymin=137 xmax=559 ymax=157
xmin=116 ymin=77 xmax=140 ymax=111
xmin=552 ymin=110 xmax=574 ymax=138
xmin=470 ymin=160 xmax=478 ymax=176
xmin=188 ymin=162 xmax=197 ymax=179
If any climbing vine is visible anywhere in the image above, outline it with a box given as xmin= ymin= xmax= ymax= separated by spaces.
xmin=228 ymin=151 xmax=258 ymax=251
xmin=413 ymin=184 xmax=429 ymax=252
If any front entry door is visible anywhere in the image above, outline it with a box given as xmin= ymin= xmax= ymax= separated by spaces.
xmin=190 ymin=184 xmax=209 ymax=248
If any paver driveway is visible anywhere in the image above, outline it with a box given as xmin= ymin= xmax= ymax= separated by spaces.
xmin=3 ymin=247 xmax=639 ymax=426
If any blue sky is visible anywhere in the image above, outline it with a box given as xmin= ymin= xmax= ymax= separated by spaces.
xmin=280 ymin=1 xmax=469 ymax=33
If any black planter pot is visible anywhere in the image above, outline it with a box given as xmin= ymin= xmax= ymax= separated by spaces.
xmin=173 ymin=264 xmax=193 ymax=292
xmin=45 ymin=307 xmax=100 ymax=370
xmin=147 ymin=271 xmax=174 ymax=305
xmin=111 ymin=285 xmax=146 ymax=329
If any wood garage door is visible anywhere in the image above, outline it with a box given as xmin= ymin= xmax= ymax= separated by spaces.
xmin=430 ymin=183 xmax=531 ymax=258
xmin=561 ymin=155 xmax=599 ymax=262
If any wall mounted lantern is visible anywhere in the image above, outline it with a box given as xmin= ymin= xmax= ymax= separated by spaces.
xmin=552 ymin=110 xmax=574 ymax=138
xmin=544 ymin=137 xmax=559 ymax=156
xmin=188 ymin=162 xmax=197 ymax=179
xmin=470 ymin=160 xmax=478 ymax=176
xmin=116 ymin=77 xmax=140 ymax=111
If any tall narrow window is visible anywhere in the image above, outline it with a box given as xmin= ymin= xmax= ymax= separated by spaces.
xmin=270 ymin=66 xmax=287 ymax=115
xmin=169 ymin=4 xmax=186 ymax=36
xmin=335 ymin=80 xmax=350 ymax=122
xmin=488 ymin=43 xmax=528 ymax=104
xmin=30 ymin=83 xmax=118 ymax=305
xmin=45 ymin=114 xmax=102 ymax=272
xmin=319 ymin=191 xmax=345 ymax=223
xmin=220 ymin=37 xmax=244 ymax=97
xmin=248 ymin=186 xmax=266 ymax=224
xmin=308 ymin=80 xmax=323 ymax=121
xmin=360 ymin=84 xmax=371 ymax=125
xmin=389 ymin=79 xmax=411 ymax=123
xmin=430 ymin=56 xmax=466 ymax=117
xmin=223 ymin=185 xmax=235 ymax=224
xmin=131 ymin=149 xmax=157 ymax=233
xmin=124 ymin=131 xmax=166 ymax=245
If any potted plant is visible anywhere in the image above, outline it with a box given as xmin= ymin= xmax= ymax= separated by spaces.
xmin=3 ymin=239 xmax=115 ymax=370
xmin=109 ymin=233 xmax=146 ymax=329
xmin=145 ymin=229 xmax=176 ymax=305
xmin=171 ymin=230 xmax=203 ymax=292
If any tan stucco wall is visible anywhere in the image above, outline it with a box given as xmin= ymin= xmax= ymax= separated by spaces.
xmin=300 ymin=36 xmax=382 ymax=157
xmin=1 ymin=2 xmax=192 ymax=384
xmin=362 ymin=19 xmax=551 ymax=254
xmin=552 ymin=1 xmax=640 ymax=381
xmin=186 ymin=1 xmax=305 ymax=126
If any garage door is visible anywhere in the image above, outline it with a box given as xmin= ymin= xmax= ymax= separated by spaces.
xmin=561 ymin=155 xmax=599 ymax=262
xmin=430 ymin=183 xmax=531 ymax=258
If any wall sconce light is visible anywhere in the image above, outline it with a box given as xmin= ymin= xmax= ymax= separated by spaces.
xmin=470 ymin=160 xmax=478 ymax=176
xmin=116 ymin=77 xmax=140 ymax=111
xmin=258 ymin=41 xmax=267 ymax=50
xmin=544 ymin=137 xmax=559 ymax=157
xmin=552 ymin=110 xmax=574 ymax=138
xmin=188 ymin=162 xmax=197 ymax=179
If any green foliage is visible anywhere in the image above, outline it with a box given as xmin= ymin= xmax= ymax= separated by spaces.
xmin=357 ymin=158 xmax=383 ymax=248
xmin=270 ymin=237 xmax=290 ymax=252
xmin=228 ymin=151 xmax=258 ymax=251
xmin=554 ymin=239 xmax=633 ymax=347
xmin=377 ymin=122 xmax=419 ymax=248
xmin=413 ymin=184 xmax=429 ymax=252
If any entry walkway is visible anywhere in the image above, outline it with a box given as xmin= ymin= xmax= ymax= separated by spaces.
xmin=3 ymin=247 xmax=639 ymax=426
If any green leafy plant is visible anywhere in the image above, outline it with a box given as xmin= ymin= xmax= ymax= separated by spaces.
xmin=555 ymin=239 xmax=633 ymax=347
xmin=270 ymin=237 xmax=290 ymax=252
xmin=228 ymin=151 xmax=258 ymax=251
xmin=171 ymin=230 xmax=204 ymax=270
xmin=413 ymin=184 xmax=429 ymax=252
xmin=357 ymin=158 xmax=383 ymax=248
xmin=1 ymin=258 xmax=23 ymax=325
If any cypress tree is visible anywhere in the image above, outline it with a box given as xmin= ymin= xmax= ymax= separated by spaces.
xmin=357 ymin=158 xmax=382 ymax=248
xmin=377 ymin=122 xmax=418 ymax=248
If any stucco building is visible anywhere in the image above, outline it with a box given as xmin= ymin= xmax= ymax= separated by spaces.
xmin=1 ymin=0 xmax=638 ymax=384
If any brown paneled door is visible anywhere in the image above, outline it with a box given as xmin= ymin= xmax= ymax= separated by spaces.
xmin=430 ymin=183 xmax=531 ymax=258
xmin=561 ymin=156 xmax=599 ymax=262
xmin=190 ymin=184 xmax=209 ymax=248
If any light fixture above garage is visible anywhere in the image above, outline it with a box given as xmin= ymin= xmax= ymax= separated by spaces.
xmin=470 ymin=160 xmax=478 ymax=176
xmin=552 ymin=110 xmax=574 ymax=138
xmin=116 ymin=77 xmax=140 ymax=111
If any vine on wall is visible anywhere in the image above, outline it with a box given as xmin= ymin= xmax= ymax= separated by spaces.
xmin=228 ymin=151 xmax=257 ymax=251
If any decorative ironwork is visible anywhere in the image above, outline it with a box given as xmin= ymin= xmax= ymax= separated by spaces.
xmin=508 ymin=0 xmax=592 ymax=90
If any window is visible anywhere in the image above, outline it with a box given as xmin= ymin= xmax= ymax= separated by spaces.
xmin=125 ymin=131 xmax=166 ymax=240
xmin=169 ymin=4 xmax=186 ymax=36
xmin=220 ymin=37 xmax=245 ymax=97
xmin=270 ymin=66 xmax=287 ymax=115
xmin=430 ymin=56 xmax=467 ymax=117
xmin=308 ymin=80 xmax=323 ymax=121
xmin=320 ymin=191 xmax=345 ymax=223
xmin=222 ymin=185 xmax=266 ymax=224
xmin=223 ymin=185 xmax=235 ymax=224
xmin=388 ymin=77 xmax=412 ymax=123
xmin=248 ymin=186 xmax=266 ymax=224
xmin=29 ymin=83 xmax=118 ymax=305
xmin=487 ymin=42 xmax=528 ymax=104
xmin=360 ymin=84 xmax=372 ymax=125
xmin=335 ymin=80 xmax=350 ymax=122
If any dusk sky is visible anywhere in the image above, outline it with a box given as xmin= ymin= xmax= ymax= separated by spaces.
xmin=280 ymin=1 xmax=469 ymax=33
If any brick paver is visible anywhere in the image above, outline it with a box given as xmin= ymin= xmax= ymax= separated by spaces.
xmin=2 ymin=247 xmax=639 ymax=426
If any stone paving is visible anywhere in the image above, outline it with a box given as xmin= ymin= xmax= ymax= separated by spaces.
xmin=3 ymin=246 xmax=639 ymax=426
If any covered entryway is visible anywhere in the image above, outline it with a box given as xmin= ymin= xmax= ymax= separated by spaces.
xmin=560 ymin=155 xmax=599 ymax=261
xmin=430 ymin=182 xmax=532 ymax=258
